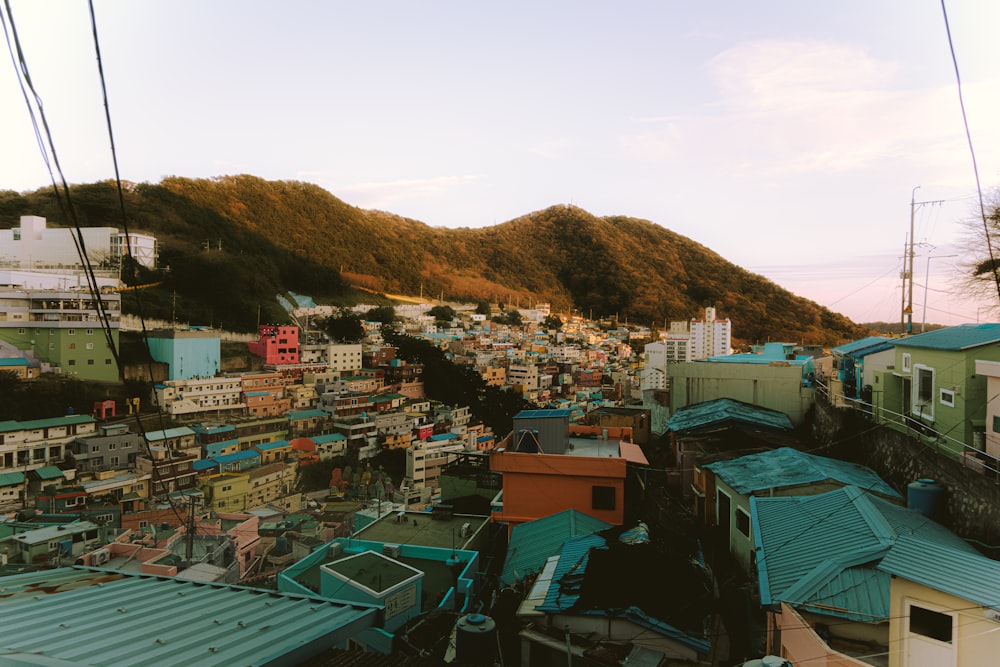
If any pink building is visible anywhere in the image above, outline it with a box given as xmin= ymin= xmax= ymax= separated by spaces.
xmin=247 ymin=325 xmax=300 ymax=365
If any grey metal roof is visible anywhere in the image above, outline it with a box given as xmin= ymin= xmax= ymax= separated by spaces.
xmin=893 ymin=323 xmax=1000 ymax=350
xmin=500 ymin=510 xmax=611 ymax=586
xmin=751 ymin=486 xmax=977 ymax=623
xmin=704 ymin=447 xmax=900 ymax=499
xmin=667 ymin=398 xmax=794 ymax=435
xmin=0 ymin=567 xmax=376 ymax=666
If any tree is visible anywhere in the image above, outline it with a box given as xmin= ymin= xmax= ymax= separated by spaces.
xmin=960 ymin=193 xmax=1000 ymax=314
xmin=323 ymin=308 xmax=364 ymax=343
xmin=364 ymin=305 xmax=397 ymax=325
xmin=494 ymin=309 xmax=522 ymax=326
xmin=475 ymin=301 xmax=491 ymax=316
xmin=541 ymin=314 xmax=563 ymax=331
xmin=428 ymin=305 xmax=457 ymax=322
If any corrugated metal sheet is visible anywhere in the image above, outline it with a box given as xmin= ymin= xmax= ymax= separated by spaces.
xmin=893 ymin=322 xmax=1000 ymax=350
xmin=537 ymin=533 xmax=607 ymax=613
xmin=878 ymin=535 xmax=1000 ymax=612
xmin=0 ymin=567 xmax=376 ymax=666
xmin=500 ymin=510 xmax=611 ymax=586
xmin=831 ymin=336 xmax=894 ymax=357
xmin=667 ymin=398 xmax=794 ymax=434
xmin=705 ymin=447 xmax=900 ymax=498
xmin=752 ymin=486 xmax=977 ymax=623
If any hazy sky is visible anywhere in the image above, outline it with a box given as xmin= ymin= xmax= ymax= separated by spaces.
xmin=3 ymin=1 xmax=999 ymax=327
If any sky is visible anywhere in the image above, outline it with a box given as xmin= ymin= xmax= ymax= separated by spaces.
xmin=2 ymin=1 xmax=1000 ymax=328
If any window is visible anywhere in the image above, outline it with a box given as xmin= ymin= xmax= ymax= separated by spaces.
xmin=68 ymin=343 xmax=76 ymax=350
xmin=86 ymin=329 xmax=93 ymax=335
xmin=592 ymin=485 xmax=616 ymax=510
xmin=110 ymin=456 xmax=119 ymax=467
xmin=17 ymin=327 xmax=24 ymax=334
xmin=68 ymin=329 xmax=75 ymax=336
xmin=86 ymin=343 xmax=94 ymax=350
xmin=914 ymin=365 xmax=935 ymax=420
xmin=909 ymin=605 xmax=952 ymax=643
xmin=939 ymin=389 xmax=955 ymax=407
xmin=736 ymin=507 xmax=751 ymax=537
xmin=68 ymin=359 xmax=76 ymax=366
xmin=902 ymin=353 xmax=912 ymax=372
xmin=87 ymin=359 xmax=94 ymax=365
xmin=109 ymin=443 xmax=116 ymax=450
xmin=993 ymin=415 xmax=1000 ymax=434
xmin=139 ymin=521 xmax=148 ymax=529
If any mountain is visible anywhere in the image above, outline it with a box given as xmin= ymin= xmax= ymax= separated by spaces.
xmin=0 ymin=175 xmax=870 ymax=345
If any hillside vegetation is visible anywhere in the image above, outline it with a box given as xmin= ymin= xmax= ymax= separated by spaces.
xmin=0 ymin=175 xmax=870 ymax=345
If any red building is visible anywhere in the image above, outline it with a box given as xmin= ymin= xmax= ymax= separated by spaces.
xmin=247 ymin=325 xmax=300 ymax=365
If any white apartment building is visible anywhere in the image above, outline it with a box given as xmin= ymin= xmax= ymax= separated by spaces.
xmin=404 ymin=435 xmax=468 ymax=490
xmin=0 ymin=215 xmax=157 ymax=269
xmin=689 ymin=307 xmax=732 ymax=360
xmin=154 ymin=376 xmax=246 ymax=418
xmin=326 ymin=343 xmax=363 ymax=373
xmin=0 ymin=414 xmax=97 ymax=473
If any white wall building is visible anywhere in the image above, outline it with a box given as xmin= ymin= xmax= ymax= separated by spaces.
xmin=689 ymin=307 xmax=732 ymax=360
xmin=326 ymin=343 xmax=363 ymax=374
xmin=0 ymin=215 xmax=157 ymax=270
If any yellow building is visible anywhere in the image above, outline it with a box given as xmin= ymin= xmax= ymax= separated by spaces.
xmin=199 ymin=472 xmax=249 ymax=512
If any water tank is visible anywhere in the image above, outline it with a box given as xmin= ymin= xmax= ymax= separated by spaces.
xmin=454 ymin=613 xmax=497 ymax=664
xmin=908 ymin=478 xmax=945 ymax=520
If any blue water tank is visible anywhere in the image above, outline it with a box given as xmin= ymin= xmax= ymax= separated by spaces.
xmin=455 ymin=613 xmax=497 ymax=664
xmin=907 ymin=478 xmax=945 ymax=520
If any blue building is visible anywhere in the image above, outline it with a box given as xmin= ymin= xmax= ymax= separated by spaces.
xmin=147 ymin=327 xmax=221 ymax=380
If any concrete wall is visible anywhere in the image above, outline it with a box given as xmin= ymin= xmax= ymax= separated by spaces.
xmin=813 ymin=397 xmax=1000 ymax=551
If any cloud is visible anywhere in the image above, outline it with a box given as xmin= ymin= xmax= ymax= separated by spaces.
xmin=298 ymin=173 xmax=481 ymax=210
xmin=618 ymin=39 xmax=1000 ymax=178
xmin=527 ymin=139 xmax=575 ymax=159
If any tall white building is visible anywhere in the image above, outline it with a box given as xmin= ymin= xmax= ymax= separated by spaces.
xmin=689 ymin=307 xmax=731 ymax=360
xmin=0 ymin=216 xmax=157 ymax=270
xmin=326 ymin=343 xmax=363 ymax=373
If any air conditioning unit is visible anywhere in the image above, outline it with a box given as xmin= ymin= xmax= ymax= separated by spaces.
xmin=91 ymin=548 xmax=111 ymax=566
xmin=326 ymin=542 xmax=343 ymax=559
xmin=459 ymin=522 xmax=472 ymax=538
xmin=382 ymin=543 xmax=401 ymax=559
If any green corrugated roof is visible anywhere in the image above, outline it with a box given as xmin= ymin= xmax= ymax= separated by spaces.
xmin=667 ymin=398 xmax=793 ymax=434
xmin=894 ymin=322 xmax=1000 ymax=350
xmin=501 ymin=510 xmax=611 ymax=586
xmin=752 ymin=486 xmax=976 ymax=623
xmin=0 ymin=471 xmax=24 ymax=486
xmin=705 ymin=447 xmax=900 ymax=499
xmin=0 ymin=414 xmax=94 ymax=433
xmin=0 ymin=567 xmax=376 ymax=665
xmin=32 ymin=465 xmax=65 ymax=480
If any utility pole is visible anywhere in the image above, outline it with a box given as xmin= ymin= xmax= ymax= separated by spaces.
xmin=903 ymin=187 xmax=945 ymax=334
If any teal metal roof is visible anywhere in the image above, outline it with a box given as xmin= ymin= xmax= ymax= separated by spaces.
xmin=0 ymin=567 xmax=376 ymax=665
xmin=256 ymin=439 xmax=291 ymax=451
xmin=751 ymin=486 xmax=976 ymax=623
xmin=32 ymin=465 xmax=65 ymax=480
xmin=894 ymin=323 xmax=1000 ymax=350
xmin=831 ymin=336 xmax=894 ymax=357
xmin=667 ymin=398 xmax=794 ymax=435
xmin=501 ymin=510 xmax=612 ymax=586
xmin=288 ymin=409 xmax=327 ymax=420
xmin=537 ymin=532 xmax=609 ymax=612
xmin=146 ymin=426 xmax=196 ymax=441
xmin=0 ymin=414 xmax=95 ymax=433
xmin=878 ymin=535 xmax=1000 ymax=612
xmin=311 ymin=433 xmax=347 ymax=444
xmin=515 ymin=408 xmax=572 ymax=419
xmin=0 ymin=471 xmax=24 ymax=486
xmin=704 ymin=447 xmax=900 ymax=499
xmin=0 ymin=357 xmax=27 ymax=366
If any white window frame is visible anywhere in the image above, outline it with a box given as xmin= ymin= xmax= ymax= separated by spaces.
xmin=939 ymin=388 xmax=955 ymax=408
xmin=913 ymin=364 xmax=935 ymax=421
xmin=902 ymin=352 xmax=912 ymax=373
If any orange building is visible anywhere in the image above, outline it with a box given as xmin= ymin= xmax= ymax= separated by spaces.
xmin=489 ymin=409 xmax=648 ymax=534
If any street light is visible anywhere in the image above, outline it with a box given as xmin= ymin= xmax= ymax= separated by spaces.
xmin=921 ymin=253 xmax=957 ymax=332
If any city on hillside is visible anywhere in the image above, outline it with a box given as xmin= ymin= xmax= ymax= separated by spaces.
xmin=3 ymin=215 xmax=1000 ymax=666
